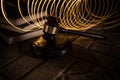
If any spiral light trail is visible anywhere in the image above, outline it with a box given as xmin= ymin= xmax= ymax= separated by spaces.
xmin=1 ymin=0 xmax=120 ymax=32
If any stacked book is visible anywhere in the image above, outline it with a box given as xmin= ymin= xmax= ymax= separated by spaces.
xmin=0 ymin=16 xmax=45 ymax=44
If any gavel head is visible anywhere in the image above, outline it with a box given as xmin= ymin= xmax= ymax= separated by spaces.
xmin=43 ymin=16 xmax=60 ymax=35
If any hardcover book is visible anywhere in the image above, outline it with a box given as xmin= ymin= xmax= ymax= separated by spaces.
xmin=0 ymin=27 xmax=43 ymax=44
xmin=0 ymin=16 xmax=45 ymax=44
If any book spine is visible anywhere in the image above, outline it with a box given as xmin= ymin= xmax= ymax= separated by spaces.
xmin=8 ymin=30 xmax=44 ymax=44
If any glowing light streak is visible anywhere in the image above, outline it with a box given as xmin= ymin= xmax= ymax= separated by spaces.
xmin=1 ymin=0 xmax=29 ymax=33
xmin=59 ymin=0 xmax=68 ymax=28
xmin=1 ymin=0 xmax=120 ymax=31
xmin=27 ymin=0 xmax=35 ymax=25
xmin=18 ymin=0 xmax=39 ymax=30
xmin=37 ymin=0 xmax=44 ymax=26
xmin=50 ymin=0 xmax=56 ymax=16
xmin=33 ymin=0 xmax=39 ymax=26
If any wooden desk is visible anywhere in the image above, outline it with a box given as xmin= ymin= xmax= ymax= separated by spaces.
xmin=0 ymin=27 xmax=120 ymax=80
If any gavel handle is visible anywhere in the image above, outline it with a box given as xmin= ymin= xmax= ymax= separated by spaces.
xmin=58 ymin=28 xmax=105 ymax=39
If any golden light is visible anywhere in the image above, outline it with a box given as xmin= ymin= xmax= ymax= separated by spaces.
xmin=1 ymin=0 xmax=119 ymax=58
xmin=1 ymin=0 xmax=120 ymax=31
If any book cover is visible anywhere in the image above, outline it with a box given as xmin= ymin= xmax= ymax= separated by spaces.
xmin=0 ymin=27 xmax=43 ymax=44
xmin=0 ymin=16 xmax=45 ymax=44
